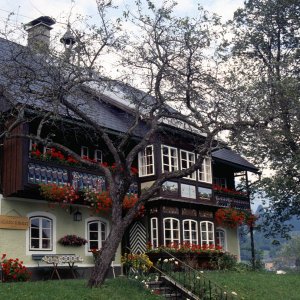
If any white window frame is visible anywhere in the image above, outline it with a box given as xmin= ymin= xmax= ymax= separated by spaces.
xmin=181 ymin=184 xmax=196 ymax=199
xmin=182 ymin=219 xmax=198 ymax=245
xmin=180 ymin=150 xmax=196 ymax=180
xmin=150 ymin=217 xmax=158 ymax=249
xmin=198 ymin=157 xmax=212 ymax=183
xmin=200 ymin=221 xmax=214 ymax=246
xmin=85 ymin=217 xmax=109 ymax=256
xmin=163 ymin=217 xmax=180 ymax=246
xmin=138 ymin=145 xmax=155 ymax=177
xmin=81 ymin=146 xmax=89 ymax=158
xmin=94 ymin=149 xmax=103 ymax=163
xmin=29 ymin=139 xmax=36 ymax=151
xmin=26 ymin=211 xmax=56 ymax=255
xmin=161 ymin=145 xmax=178 ymax=173
xmin=216 ymin=228 xmax=227 ymax=251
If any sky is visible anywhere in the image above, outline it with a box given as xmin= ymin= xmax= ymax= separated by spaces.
xmin=0 ymin=0 xmax=245 ymax=32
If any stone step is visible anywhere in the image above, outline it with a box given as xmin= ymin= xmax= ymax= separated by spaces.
xmin=146 ymin=280 xmax=163 ymax=286
xmin=163 ymin=292 xmax=183 ymax=300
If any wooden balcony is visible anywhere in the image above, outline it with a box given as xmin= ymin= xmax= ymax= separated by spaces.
xmin=214 ymin=192 xmax=250 ymax=210
xmin=27 ymin=158 xmax=106 ymax=192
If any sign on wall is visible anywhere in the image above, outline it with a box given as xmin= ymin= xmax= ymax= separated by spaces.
xmin=0 ymin=215 xmax=29 ymax=230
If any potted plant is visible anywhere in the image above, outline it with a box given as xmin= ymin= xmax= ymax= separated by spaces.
xmin=58 ymin=235 xmax=87 ymax=246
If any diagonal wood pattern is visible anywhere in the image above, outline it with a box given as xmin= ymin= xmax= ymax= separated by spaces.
xmin=129 ymin=221 xmax=147 ymax=254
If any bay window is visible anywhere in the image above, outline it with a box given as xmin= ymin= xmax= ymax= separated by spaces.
xmin=180 ymin=150 xmax=196 ymax=180
xmin=150 ymin=218 xmax=158 ymax=249
xmin=216 ymin=229 xmax=226 ymax=250
xmin=162 ymin=145 xmax=178 ymax=172
xmin=183 ymin=219 xmax=198 ymax=245
xmin=138 ymin=145 xmax=155 ymax=176
xmin=198 ymin=157 xmax=212 ymax=183
xmin=163 ymin=218 xmax=180 ymax=246
xmin=200 ymin=221 xmax=214 ymax=246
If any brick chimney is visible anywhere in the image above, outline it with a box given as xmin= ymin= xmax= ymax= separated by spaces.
xmin=24 ymin=16 xmax=56 ymax=51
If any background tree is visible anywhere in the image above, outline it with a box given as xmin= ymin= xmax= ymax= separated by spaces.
xmin=0 ymin=0 xmax=261 ymax=287
xmin=226 ymin=0 xmax=300 ymax=237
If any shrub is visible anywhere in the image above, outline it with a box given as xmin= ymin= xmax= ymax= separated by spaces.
xmin=121 ymin=253 xmax=153 ymax=274
xmin=210 ymin=252 xmax=237 ymax=270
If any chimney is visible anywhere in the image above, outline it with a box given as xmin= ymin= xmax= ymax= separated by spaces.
xmin=24 ymin=16 xmax=56 ymax=51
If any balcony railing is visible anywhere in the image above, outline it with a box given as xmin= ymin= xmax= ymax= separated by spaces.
xmin=215 ymin=194 xmax=250 ymax=210
xmin=27 ymin=159 xmax=106 ymax=192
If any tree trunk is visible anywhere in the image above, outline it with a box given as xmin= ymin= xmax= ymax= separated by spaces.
xmin=87 ymin=223 xmax=125 ymax=287
xmin=250 ymin=225 xmax=256 ymax=270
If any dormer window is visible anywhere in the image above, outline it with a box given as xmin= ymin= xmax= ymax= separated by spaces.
xmin=198 ymin=157 xmax=212 ymax=183
xmin=162 ymin=145 xmax=178 ymax=172
xmin=81 ymin=146 xmax=89 ymax=159
xmin=138 ymin=145 xmax=155 ymax=177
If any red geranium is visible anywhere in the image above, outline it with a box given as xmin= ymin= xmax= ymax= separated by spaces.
xmin=40 ymin=183 xmax=79 ymax=205
xmin=1 ymin=254 xmax=31 ymax=282
xmin=215 ymin=208 xmax=256 ymax=228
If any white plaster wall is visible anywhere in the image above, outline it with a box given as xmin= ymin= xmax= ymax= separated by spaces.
xmin=0 ymin=197 xmax=121 ymax=267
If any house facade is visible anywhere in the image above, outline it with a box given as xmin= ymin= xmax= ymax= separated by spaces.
xmin=0 ymin=17 xmax=259 ymax=279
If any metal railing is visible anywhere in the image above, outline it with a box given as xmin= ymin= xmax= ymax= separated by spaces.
xmin=124 ymin=247 xmax=185 ymax=299
xmin=153 ymin=248 xmax=240 ymax=300
xmin=124 ymin=247 xmax=241 ymax=300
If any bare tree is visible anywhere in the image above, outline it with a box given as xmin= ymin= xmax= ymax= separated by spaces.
xmin=0 ymin=0 xmax=263 ymax=287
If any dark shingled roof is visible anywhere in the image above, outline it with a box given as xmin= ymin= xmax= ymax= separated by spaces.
xmin=0 ymin=38 xmax=259 ymax=173
xmin=212 ymin=148 xmax=259 ymax=173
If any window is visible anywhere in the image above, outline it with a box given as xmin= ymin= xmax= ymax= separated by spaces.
xmin=163 ymin=218 xmax=180 ymax=246
xmin=180 ymin=150 xmax=196 ymax=180
xmin=183 ymin=220 xmax=198 ymax=245
xmin=81 ymin=146 xmax=89 ymax=159
xmin=161 ymin=145 xmax=178 ymax=172
xmin=162 ymin=181 xmax=178 ymax=194
xmin=150 ymin=218 xmax=158 ymax=249
xmin=213 ymin=178 xmax=227 ymax=188
xmin=200 ymin=221 xmax=214 ymax=246
xmin=138 ymin=145 xmax=155 ymax=176
xmin=181 ymin=184 xmax=196 ymax=199
xmin=198 ymin=157 xmax=212 ymax=183
xmin=198 ymin=187 xmax=212 ymax=200
xmin=29 ymin=139 xmax=39 ymax=152
xmin=94 ymin=149 xmax=102 ymax=163
xmin=216 ymin=229 xmax=226 ymax=250
xmin=87 ymin=220 xmax=107 ymax=250
xmin=29 ymin=216 xmax=52 ymax=250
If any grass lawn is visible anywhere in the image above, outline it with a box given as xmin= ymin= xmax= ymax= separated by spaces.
xmin=205 ymin=270 xmax=300 ymax=300
xmin=0 ymin=277 xmax=161 ymax=300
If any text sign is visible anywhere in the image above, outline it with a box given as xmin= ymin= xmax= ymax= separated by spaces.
xmin=0 ymin=215 xmax=29 ymax=230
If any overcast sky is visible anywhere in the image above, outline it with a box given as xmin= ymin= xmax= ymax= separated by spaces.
xmin=0 ymin=0 xmax=244 ymax=29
